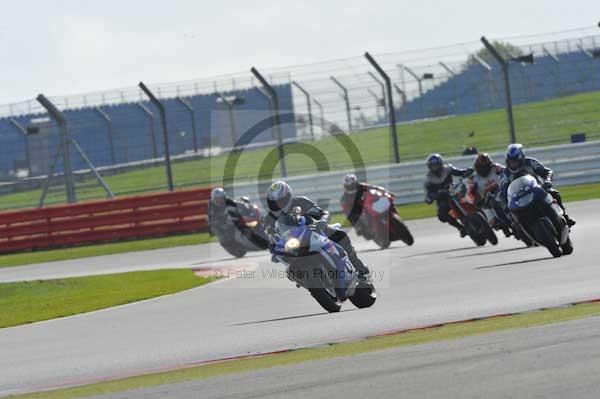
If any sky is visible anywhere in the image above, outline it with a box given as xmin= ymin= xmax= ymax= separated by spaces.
xmin=0 ymin=0 xmax=599 ymax=104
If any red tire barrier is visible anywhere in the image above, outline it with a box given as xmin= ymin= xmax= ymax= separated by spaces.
xmin=0 ymin=188 xmax=211 ymax=253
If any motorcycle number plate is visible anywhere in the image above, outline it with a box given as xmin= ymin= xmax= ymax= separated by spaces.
xmin=372 ymin=197 xmax=390 ymax=213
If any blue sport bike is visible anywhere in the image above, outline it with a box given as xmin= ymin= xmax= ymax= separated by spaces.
xmin=271 ymin=209 xmax=377 ymax=313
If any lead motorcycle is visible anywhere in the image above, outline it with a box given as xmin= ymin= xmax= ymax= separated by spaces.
xmin=346 ymin=188 xmax=414 ymax=249
xmin=213 ymin=198 xmax=269 ymax=258
xmin=507 ymin=175 xmax=573 ymax=258
xmin=272 ymin=208 xmax=377 ymax=313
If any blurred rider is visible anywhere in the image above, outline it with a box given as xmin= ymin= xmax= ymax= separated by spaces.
xmin=208 ymin=188 xmax=252 ymax=234
xmin=424 ymin=153 xmax=473 ymax=237
xmin=500 ymin=144 xmax=575 ymax=227
xmin=466 ymin=153 xmax=512 ymax=235
xmin=264 ymin=180 xmax=371 ymax=280
xmin=340 ymin=173 xmax=389 ymax=234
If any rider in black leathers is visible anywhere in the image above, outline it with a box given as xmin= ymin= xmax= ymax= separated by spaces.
xmin=423 ymin=154 xmax=473 ymax=236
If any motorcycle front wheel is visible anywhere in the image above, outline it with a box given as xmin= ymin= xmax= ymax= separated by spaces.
xmin=221 ymin=241 xmax=247 ymax=258
xmin=532 ymin=217 xmax=562 ymax=258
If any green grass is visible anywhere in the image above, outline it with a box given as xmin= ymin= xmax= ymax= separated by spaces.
xmin=561 ymin=182 xmax=600 ymax=202
xmin=0 ymin=232 xmax=213 ymax=269
xmin=10 ymin=300 xmax=600 ymax=399
xmin=2 ymin=90 xmax=600 ymax=210
xmin=0 ymin=269 xmax=214 ymax=329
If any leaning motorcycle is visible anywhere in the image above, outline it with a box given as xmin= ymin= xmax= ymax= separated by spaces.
xmin=272 ymin=210 xmax=377 ymax=313
xmin=215 ymin=200 xmax=269 ymax=258
xmin=507 ymin=175 xmax=573 ymax=258
xmin=342 ymin=188 xmax=414 ymax=249
xmin=447 ymin=182 xmax=498 ymax=246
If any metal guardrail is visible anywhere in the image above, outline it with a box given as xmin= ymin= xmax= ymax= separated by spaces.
xmin=229 ymin=140 xmax=600 ymax=214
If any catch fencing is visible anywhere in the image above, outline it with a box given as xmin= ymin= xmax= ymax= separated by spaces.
xmin=230 ymin=140 xmax=600 ymax=214
xmin=0 ymin=27 xmax=599 ymax=211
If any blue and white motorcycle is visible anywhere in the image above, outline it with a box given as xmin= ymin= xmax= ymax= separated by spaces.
xmin=272 ymin=209 xmax=377 ymax=313
xmin=507 ymin=175 xmax=573 ymax=258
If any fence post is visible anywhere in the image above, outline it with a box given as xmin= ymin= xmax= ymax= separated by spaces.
xmin=292 ymin=81 xmax=315 ymax=141
xmin=137 ymin=102 xmax=159 ymax=158
xmin=481 ymin=36 xmax=517 ymax=144
xmin=94 ymin=107 xmax=117 ymax=165
xmin=139 ymin=82 xmax=175 ymax=191
xmin=330 ymin=76 xmax=352 ymax=134
xmin=313 ymin=98 xmax=325 ymax=134
xmin=367 ymin=71 xmax=387 ymax=119
xmin=36 ymin=94 xmax=76 ymax=204
xmin=365 ymin=52 xmax=400 ymax=163
xmin=215 ymin=92 xmax=239 ymax=149
xmin=8 ymin=118 xmax=31 ymax=176
xmin=176 ymin=97 xmax=199 ymax=153
xmin=251 ymin=67 xmax=287 ymax=177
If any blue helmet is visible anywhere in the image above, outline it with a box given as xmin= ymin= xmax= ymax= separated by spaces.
xmin=505 ymin=143 xmax=525 ymax=173
xmin=426 ymin=153 xmax=444 ymax=174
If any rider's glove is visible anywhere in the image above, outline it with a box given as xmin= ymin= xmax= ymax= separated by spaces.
xmin=314 ymin=220 xmax=328 ymax=234
xmin=542 ymin=181 xmax=553 ymax=191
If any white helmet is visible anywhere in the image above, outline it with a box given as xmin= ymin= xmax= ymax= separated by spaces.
xmin=211 ymin=187 xmax=226 ymax=207
xmin=343 ymin=174 xmax=358 ymax=193
xmin=266 ymin=181 xmax=293 ymax=213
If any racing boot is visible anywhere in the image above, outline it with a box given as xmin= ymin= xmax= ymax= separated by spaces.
xmin=348 ymin=249 xmax=371 ymax=283
xmin=447 ymin=218 xmax=467 ymax=237
xmin=565 ymin=214 xmax=576 ymax=228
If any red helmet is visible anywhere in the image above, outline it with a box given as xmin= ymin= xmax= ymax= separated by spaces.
xmin=474 ymin=153 xmax=493 ymax=177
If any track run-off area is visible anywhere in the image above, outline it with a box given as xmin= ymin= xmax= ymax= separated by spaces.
xmin=1 ymin=199 xmax=599 ymax=397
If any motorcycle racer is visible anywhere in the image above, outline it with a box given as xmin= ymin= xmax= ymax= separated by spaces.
xmin=424 ymin=154 xmax=473 ymax=236
xmin=340 ymin=173 xmax=388 ymax=233
xmin=500 ymin=144 xmax=575 ymax=227
xmin=466 ymin=153 xmax=513 ymax=236
xmin=264 ymin=180 xmax=371 ymax=280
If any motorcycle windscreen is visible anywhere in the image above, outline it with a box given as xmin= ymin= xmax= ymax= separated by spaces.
xmin=508 ymin=175 xmax=538 ymax=211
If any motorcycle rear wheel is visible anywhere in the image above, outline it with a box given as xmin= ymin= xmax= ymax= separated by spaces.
xmin=349 ymin=282 xmax=377 ymax=309
xmin=561 ymin=238 xmax=574 ymax=256
xmin=392 ymin=214 xmax=414 ymax=246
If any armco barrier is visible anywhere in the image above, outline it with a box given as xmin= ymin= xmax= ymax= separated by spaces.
xmin=0 ymin=188 xmax=210 ymax=253
xmin=229 ymin=140 xmax=600 ymax=214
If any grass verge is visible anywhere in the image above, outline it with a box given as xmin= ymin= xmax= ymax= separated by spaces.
xmin=1 ymin=182 xmax=599 ymax=269
xmin=10 ymin=300 xmax=600 ymax=399
xmin=0 ymin=269 xmax=214 ymax=329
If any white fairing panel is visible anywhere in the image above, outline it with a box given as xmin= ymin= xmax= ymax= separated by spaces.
xmin=372 ymin=197 xmax=390 ymax=213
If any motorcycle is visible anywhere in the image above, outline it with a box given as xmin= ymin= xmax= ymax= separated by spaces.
xmin=507 ymin=175 xmax=573 ymax=258
xmin=214 ymin=198 xmax=269 ymax=258
xmin=483 ymin=192 xmax=534 ymax=247
xmin=272 ymin=208 xmax=377 ymax=313
xmin=343 ymin=188 xmax=414 ymax=249
xmin=447 ymin=181 xmax=498 ymax=246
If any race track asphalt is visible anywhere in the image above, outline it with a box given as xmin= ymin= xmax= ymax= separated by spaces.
xmin=87 ymin=315 xmax=600 ymax=399
xmin=1 ymin=200 xmax=599 ymax=397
